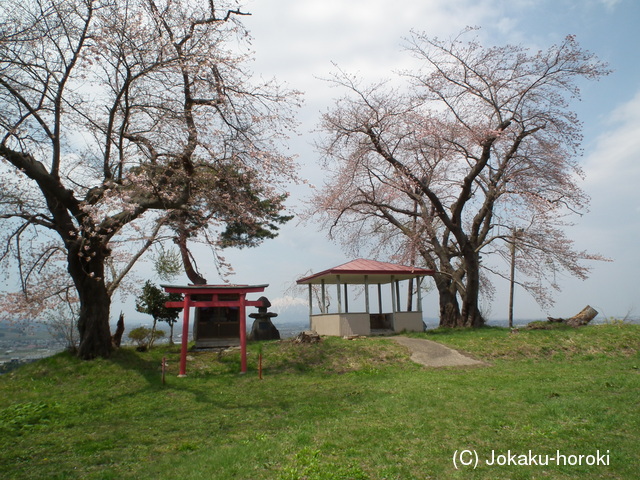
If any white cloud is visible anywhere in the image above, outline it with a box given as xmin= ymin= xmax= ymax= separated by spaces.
xmin=599 ymin=0 xmax=622 ymax=9
xmin=583 ymin=89 xmax=640 ymax=191
xmin=246 ymin=0 xmax=517 ymax=97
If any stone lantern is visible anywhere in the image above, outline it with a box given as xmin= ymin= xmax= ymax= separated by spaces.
xmin=248 ymin=296 xmax=280 ymax=341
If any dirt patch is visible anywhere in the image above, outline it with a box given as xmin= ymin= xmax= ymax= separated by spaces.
xmin=387 ymin=336 xmax=486 ymax=367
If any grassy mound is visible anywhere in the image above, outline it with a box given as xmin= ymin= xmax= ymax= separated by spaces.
xmin=1 ymin=323 xmax=638 ymax=479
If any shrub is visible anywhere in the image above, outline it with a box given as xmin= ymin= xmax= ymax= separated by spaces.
xmin=128 ymin=326 xmax=165 ymax=351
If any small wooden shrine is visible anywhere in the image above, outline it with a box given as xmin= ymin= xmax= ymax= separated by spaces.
xmin=162 ymin=284 xmax=268 ymax=376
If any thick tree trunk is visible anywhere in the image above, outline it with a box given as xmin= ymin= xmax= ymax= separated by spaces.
xmin=434 ymin=252 xmax=485 ymax=328
xmin=77 ymin=280 xmax=113 ymax=359
xmin=68 ymin=249 xmax=113 ymax=359
xmin=459 ymin=300 xmax=484 ymax=327
xmin=434 ymin=275 xmax=462 ymax=328
xmin=459 ymin=252 xmax=485 ymax=328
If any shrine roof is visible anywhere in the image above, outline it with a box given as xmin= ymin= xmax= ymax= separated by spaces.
xmin=161 ymin=284 xmax=268 ymax=295
xmin=296 ymin=259 xmax=434 ymax=285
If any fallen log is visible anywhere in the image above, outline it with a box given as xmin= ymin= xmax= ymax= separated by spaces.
xmin=547 ymin=305 xmax=598 ymax=327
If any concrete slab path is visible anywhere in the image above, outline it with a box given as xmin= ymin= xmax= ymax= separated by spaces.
xmin=387 ymin=336 xmax=486 ymax=367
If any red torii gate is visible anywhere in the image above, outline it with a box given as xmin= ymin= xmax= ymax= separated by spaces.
xmin=162 ymin=284 xmax=268 ymax=376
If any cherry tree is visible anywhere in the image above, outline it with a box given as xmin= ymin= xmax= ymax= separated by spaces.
xmin=0 ymin=0 xmax=299 ymax=358
xmin=310 ymin=29 xmax=609 ymax=327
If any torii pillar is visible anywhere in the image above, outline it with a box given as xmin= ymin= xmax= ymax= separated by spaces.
xmin=162 ymin=284 xmax=268 ymax=376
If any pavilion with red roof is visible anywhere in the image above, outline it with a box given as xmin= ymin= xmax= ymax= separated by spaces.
xmin=296 ymin=259 xmax=435 ymax=337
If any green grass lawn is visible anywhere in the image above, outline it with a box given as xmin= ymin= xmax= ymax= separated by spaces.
xmin=0 ymin=322 xmax=638 ymax=479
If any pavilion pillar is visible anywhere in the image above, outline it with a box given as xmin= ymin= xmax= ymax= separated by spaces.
xmin=321 ymin=280 xmax=326 ymax=314
xmin=364 ymin=275 xmax=370 ymax=314
xmin=308 ymin=284 xmax=313 ymax=316
xmin=336 ymin=275 xmax=342 ymax=314
xmin=390 ymin=276 xmax=397 ymax=327
xmin=178 ymin=295 xmax=191 ymax=377
xmin=417 ymin=277 xmax=423 ymax=312
xmin=239 ymin=295 xmax=247 ymax=373
xmin=378 ymin=284 xmax=382 ymax=314
xmin=344 ymin=283 xmax=349 ymax=313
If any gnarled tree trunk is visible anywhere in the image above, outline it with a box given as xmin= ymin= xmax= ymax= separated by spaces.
xmin=459 ymin=250 xmax=485 ymax=328
xmin=434 ymin=275 xmax=461 ymax=328
xmin=68 ymin=248 xmax=113 ymax=359
xmin=77 ymin=284 xmax=112 ymax=359
xmin=432 ymin=252 xmax=485 ymax=328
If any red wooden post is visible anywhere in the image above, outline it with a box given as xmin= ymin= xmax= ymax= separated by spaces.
xmin=178 ymin=295 xmax=191 ymax=377
xmin=239 ymin=294 xmax=247 ymax=373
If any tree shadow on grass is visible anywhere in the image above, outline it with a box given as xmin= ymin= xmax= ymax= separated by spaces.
xmin=108 ymin=346 xmax=252 ymax=405
xmin=110 ymin=347 xmax=165 ymax=385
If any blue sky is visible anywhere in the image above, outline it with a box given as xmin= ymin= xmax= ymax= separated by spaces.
xmin=133 ymin=0 xmax=639 ymax=324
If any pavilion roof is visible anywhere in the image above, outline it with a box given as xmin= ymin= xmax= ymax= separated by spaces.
xmin=296 ymin=259 xmax=434 ymax=285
